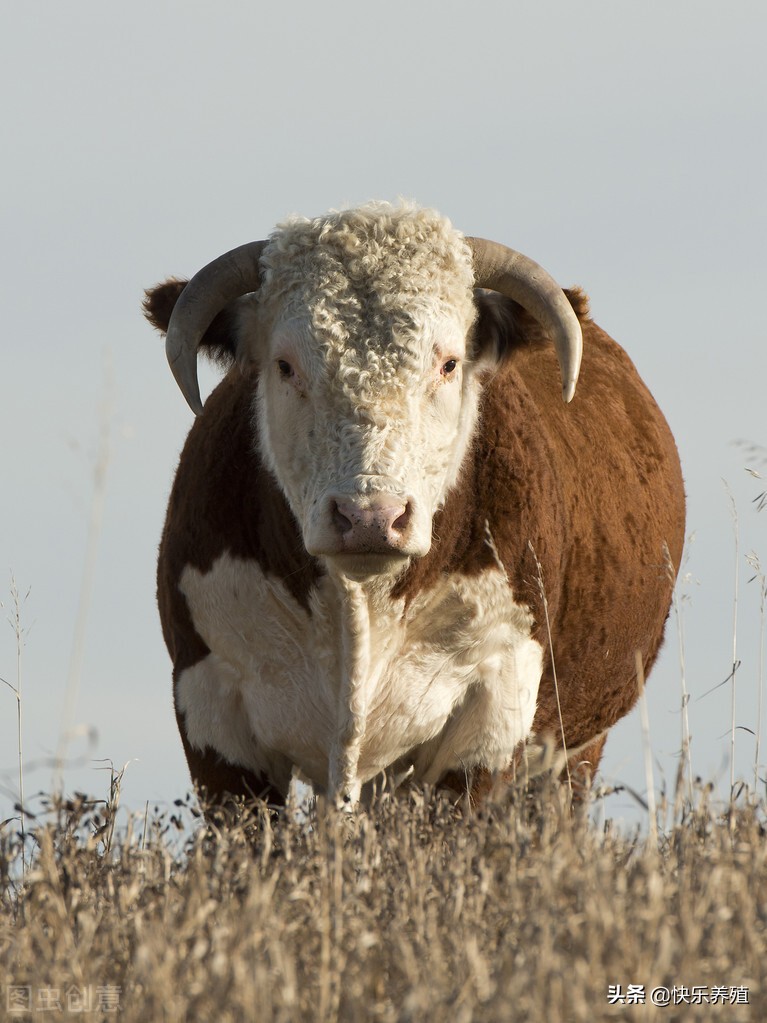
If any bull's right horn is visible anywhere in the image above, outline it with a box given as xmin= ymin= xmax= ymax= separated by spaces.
xmin=467 ymin=237 xmax=583 ymax=403
xmin=165 ymin=241 xmax=267 ymax=415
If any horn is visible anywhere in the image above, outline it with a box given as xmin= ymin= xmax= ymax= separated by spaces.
xmin=165 ymin=241 xmax=267 ymax=415
xmin=466 ymin=237 xmax=583 ymax=402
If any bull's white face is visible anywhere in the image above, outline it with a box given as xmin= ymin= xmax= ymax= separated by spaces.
xmin=240 ymin=277 xmax=481 ymax=579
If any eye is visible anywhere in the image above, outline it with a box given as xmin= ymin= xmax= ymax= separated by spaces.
xmin=277 ymin=359 xmax=293 ymax=378
xmin=441 ymin=358 xmax=458 ymax=377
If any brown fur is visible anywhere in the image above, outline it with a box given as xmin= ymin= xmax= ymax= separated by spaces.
xmin=148 ymin=285 xmax=685 ymax=807
xmin=396 ymin=291 xmax=685 ymax=758
xmin=156 ymin=368 xmax=323 ymax=807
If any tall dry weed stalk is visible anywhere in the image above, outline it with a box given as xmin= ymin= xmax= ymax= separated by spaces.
xmin=744 ymin=458 xmax=766 ymax=793
xmin=634 ymin=650 xmax=658 ymax=851
xmin=726 ymin=485 xmax=741 ymax=801
xmin=745 ymin=550 xmax=766 ymax=796
xmin=526 ymin=540 xmax=572 ymax=799
xmin=54 ymin=359 xmax=114 ymax=792
xmin=1 ymin=576 xmax=31 ymax=873
xmin=666 ymin=538 xmax=695 ymax=811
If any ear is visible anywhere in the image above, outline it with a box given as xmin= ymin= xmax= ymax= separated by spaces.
xmin=142 ymin=278 xmax=242 ymax=368
xmin=471 ymin=287 xmax=590 ymax=368
xmin=471 ymin=290 xmax=528 ymax=367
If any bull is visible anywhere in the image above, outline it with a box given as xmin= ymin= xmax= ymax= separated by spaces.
xmin=144 ymin=202 xmax=685 ymax=810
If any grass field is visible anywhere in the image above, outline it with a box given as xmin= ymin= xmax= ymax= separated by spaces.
xmin=1 ymin=776 xmax=765 ymax=1022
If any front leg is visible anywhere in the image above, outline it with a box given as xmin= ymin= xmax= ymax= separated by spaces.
xmin=176 ymin=708 xmax=288 ymax=811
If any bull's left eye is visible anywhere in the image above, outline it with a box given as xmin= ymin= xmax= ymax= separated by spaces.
xmin=441 ymin=358 xmax=458 ymax=376
xmin=277 ymin=359 xmax=293 ymax=378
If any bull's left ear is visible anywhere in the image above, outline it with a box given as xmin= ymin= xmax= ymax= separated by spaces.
xmin=471 ymin=287 xmax=589 ymax=368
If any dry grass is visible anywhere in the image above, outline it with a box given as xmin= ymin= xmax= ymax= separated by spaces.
xmin=1 ymin=781 xmax=765 ymax=1022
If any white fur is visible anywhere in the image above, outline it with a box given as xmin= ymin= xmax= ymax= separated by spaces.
xmin=234 ymin=203 xmax=482 ymax=560
xmin=176 ymin=552 xmax=543 ymax=803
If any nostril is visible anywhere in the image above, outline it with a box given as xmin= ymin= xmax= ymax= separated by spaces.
xmin=331 ymin=500 xmax=353 ymax=534
xmin=391 ymin=502 xmax=412 ymax=533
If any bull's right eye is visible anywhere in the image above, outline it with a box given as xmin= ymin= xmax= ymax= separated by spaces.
xmin=277 ymin=360 xmax=293 ymax=378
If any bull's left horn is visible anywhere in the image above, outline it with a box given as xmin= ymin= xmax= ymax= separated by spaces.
xmin=467 ymin=237 xmax=583 ymax=402
xmin=165 ymin=241 xmax=267 ymax=415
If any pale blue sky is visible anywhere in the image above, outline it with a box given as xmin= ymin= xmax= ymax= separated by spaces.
xmin=1 ymin=1 xmax=765 ymax=824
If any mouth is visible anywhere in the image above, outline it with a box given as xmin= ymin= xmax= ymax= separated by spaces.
xmin=324 ymin=551 xmax=412 ymax=581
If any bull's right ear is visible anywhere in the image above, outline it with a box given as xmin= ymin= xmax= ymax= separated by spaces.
xmin=471 ymin=287 xmax=589 ymax=369
xmin=143 ymin=279 xmax=241 ymax=368
xmin=143 ymin=278 xmax=187 ymax=334
xmin=470 ymin=290 xmax=531 ymax=368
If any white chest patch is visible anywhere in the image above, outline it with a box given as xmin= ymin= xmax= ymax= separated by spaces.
xmin=176 ymin=552 xmax=543 ymax=804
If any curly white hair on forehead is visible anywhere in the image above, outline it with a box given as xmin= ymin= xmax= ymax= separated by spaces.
xmin=256 ymin=201 xmax=478 ymax=339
